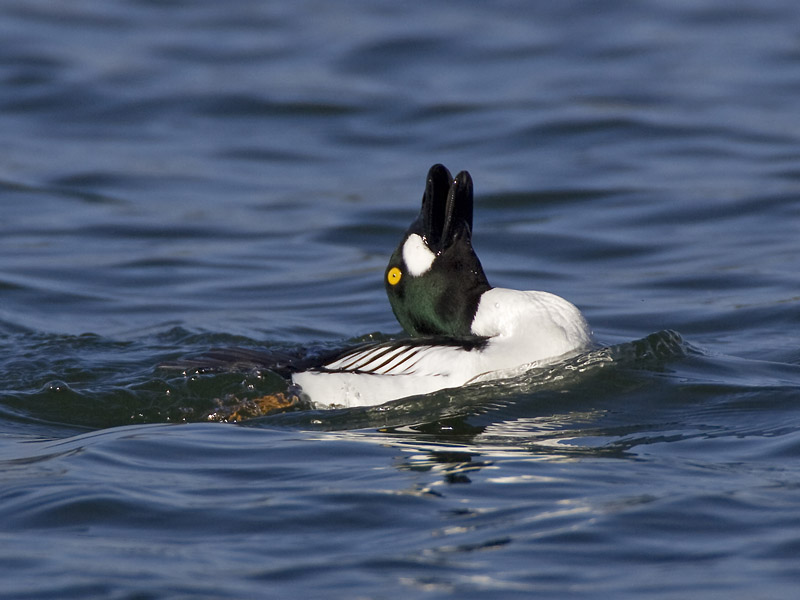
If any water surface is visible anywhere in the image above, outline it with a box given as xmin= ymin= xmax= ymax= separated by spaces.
xmin=2 ymin=1 xmax=800 ymax=598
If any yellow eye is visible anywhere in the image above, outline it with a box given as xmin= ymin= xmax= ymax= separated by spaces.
xmin=387 ymin=267 xmax=402 ymax=286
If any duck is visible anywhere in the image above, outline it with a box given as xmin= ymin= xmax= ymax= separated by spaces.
xmin=290 ymin=164 xmax=592 ymax=408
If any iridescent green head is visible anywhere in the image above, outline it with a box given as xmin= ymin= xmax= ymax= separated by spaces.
xmin=385 ymin=164 xmax=491 ymax=337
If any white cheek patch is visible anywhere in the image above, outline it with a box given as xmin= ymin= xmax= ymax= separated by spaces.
xmin=402 ymin=233 xmax=436 ymax=277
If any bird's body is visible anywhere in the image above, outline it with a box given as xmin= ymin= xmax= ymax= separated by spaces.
xmin=290 ymin=165 xmax=591 ymax=407
xmin=293 ymin=288 xmax=590 ymax=407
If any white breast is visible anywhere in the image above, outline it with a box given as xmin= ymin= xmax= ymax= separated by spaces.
xmin=469 ymin=288 xmax=592 ymax=372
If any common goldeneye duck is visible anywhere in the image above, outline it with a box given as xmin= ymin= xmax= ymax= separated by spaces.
xmin=291 ymin=164 xmax=592 ymax=408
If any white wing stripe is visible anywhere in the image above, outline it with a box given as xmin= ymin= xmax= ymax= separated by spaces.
xmin=329 ymin=345 xmax=389 ymax=370
xmin=354 ymin=346 xmax=410 ymax=372
xmin=367 ymin=345 xmax=424 ymax=374
xmin=364 ymin=346 xmax=434 ymax=374
xmin=322 ymin=343 xmax=452 ymax=374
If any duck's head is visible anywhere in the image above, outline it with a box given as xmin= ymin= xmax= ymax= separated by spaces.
xmin=385 ymin=164 xmax=491 ymax=337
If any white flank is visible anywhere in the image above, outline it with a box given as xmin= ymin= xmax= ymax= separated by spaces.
xmin=292 ymin=342 xmax=482 ymax=408
xmin=402 ymin=233 xmax=436 ymax=276
xmin=470 ymin=288 xmax=592 ymax=361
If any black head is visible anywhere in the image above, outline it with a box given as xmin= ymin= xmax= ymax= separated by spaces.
xmin=385 ymin=164 xmax=491 ymax=336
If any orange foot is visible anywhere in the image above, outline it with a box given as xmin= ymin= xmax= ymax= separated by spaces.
xmin=207 ymin=390 xmax=307 ymax=423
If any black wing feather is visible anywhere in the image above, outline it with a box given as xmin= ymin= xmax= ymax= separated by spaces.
xmin=316 ymin=336 xmax=488 ymax=375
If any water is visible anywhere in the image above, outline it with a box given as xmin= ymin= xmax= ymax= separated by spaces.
xmin=2 ymin=1 xmax=800 ymax=597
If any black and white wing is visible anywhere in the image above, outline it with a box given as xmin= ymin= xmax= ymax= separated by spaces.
xmin=314 ymin=336 xmax=488 ymax=376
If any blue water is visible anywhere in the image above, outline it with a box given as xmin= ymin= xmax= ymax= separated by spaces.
xmin=3 ymin=1 xmax=800 ymax=598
